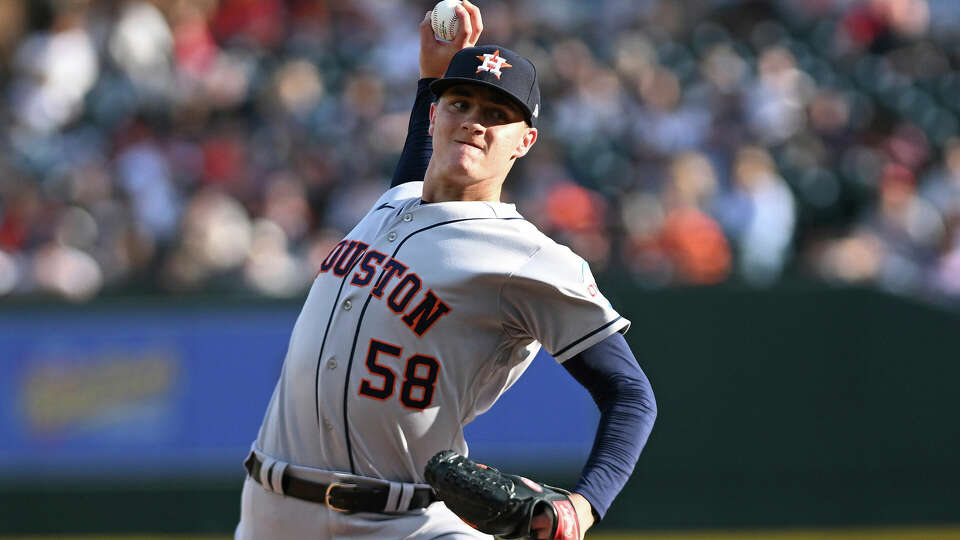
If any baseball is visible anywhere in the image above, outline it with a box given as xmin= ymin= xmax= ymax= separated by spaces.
xmin=431 ymin=0 xmax=462 ymax=41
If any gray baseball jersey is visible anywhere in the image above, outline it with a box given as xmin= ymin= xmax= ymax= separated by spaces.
xmin=254 ymin=181 xmax=629 ymax=483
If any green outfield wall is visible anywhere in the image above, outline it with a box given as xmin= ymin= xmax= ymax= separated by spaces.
xmin=601 ymin=283 xmax=960 ymax=530
xmin=1 ymin=284 xmax=958 ymax=534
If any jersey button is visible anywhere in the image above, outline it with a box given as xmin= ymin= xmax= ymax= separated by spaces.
xmin=343 ymin=300 xmax=352 ymax=311
xmin=322 ymin=417 xmax=334 ymax=431
xmin=402 ymin=213 xmax=413 ymax=222
xmin=327 ymin=359 xmax=337 ymax=369
xmin=387 ymin=231 xmax=398 ymax=242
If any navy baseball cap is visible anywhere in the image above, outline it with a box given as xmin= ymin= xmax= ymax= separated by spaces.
xmin=431 ymin=45 xmax=541 ymax=127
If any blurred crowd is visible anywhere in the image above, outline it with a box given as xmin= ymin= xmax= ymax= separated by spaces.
xmin=1 ymin=0 xmax=960 ymax=304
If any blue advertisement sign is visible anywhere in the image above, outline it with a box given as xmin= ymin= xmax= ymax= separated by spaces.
xmin=0 ymin=305 xmax=598 ymax=480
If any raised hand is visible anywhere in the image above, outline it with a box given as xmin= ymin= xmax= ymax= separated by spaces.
xmin=419 ymin=0 xmax=484 ymax=79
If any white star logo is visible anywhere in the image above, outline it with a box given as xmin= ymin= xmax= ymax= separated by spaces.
xmin=476 ymin=50 xmax=513 ymax=80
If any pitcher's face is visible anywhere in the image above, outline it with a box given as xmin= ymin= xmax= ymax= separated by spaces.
xmin=428 ymin=84 xmax=537 ymax=192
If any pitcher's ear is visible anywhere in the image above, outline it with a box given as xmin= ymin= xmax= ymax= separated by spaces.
xmin=513 ymin=127 xmax=538 ymax=159
xmin=429 ymin=102 xmax=437 ymax=137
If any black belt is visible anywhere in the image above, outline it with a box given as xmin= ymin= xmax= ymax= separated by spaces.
xmin=244 ymin=453 xmax=438 ymax=513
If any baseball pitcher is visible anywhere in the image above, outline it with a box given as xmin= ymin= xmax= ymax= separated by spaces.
xmin=236 ymin=3 xmax=656 ymax=539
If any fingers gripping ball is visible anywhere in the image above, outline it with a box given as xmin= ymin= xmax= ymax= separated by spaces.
xmin=425 ymin=450 xmax=581 ymax=540
xmin=431 ymin=0 xmax=462 ymax=41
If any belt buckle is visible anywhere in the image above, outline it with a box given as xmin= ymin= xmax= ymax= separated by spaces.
xmin=324 ymin=482 xmax=355 ymax=513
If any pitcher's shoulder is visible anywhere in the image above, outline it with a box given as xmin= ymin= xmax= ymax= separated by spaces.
xmin=485 ymin=219 xmax=589 ymax=273
xmin=505 ymin=224 xmax=593 ymax=276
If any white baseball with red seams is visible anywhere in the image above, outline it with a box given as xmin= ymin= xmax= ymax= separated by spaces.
xmin=238 ymin=181 xmax=629 ymax=538
xmin=431 ymin=0 xmax=462 ymax=41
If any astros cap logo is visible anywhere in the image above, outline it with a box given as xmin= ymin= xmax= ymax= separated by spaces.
xmin=476 ymin=50 xmax=512 ymax=79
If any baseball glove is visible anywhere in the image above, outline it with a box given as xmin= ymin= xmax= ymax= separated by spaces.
xmin=424 ymin=450 xmax=580 ymax=540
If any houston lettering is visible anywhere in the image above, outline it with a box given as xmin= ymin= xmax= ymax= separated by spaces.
xmin=318 ymin=239 xmax=452 ymax=337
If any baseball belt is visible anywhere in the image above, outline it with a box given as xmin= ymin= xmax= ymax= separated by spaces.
xmin=244 ymin=452 xmax=438 ymax=513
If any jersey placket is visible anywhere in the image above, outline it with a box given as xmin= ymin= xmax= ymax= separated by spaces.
xmin=338 ymin=202 xmax=420 ymax=474
xmin=313 ymin=247 xmax=366 ymax=469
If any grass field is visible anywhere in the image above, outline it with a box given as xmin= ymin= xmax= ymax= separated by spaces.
xmin=6 ymin=527 xmax=960 ymax=540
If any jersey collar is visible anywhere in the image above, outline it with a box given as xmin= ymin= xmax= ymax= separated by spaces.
xmin=413 ymin=197 xmax=522 ymax=221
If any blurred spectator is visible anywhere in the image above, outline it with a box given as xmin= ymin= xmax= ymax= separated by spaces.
xmin=109 ymin=1 xmax=176 ymax=101
xmin=163 ymin=188 xmax=251 ymax=291
xmin=744 ymin=46 xmax=812 ymax=144
xmin=623 ymin=152 xmax=731 ymax=285
xmin=115 ymin=124 xmax=181 ymax=241
xmin=544 ymin=181 xmax=611 ymax=268
xmin=635 ymin=64 xmax=712 ymax=154
xmin=659 ymin=152 xmax=731 ymax=284
xmin=10 ymin=3 xmax=98 ymax=133
xmin=0 ymin=0 xmax=26 ymax=60
xmin=729 ymin=145 xmax=796 ymax=285
xmin=866 ymin=163 xmax=944 ymax=291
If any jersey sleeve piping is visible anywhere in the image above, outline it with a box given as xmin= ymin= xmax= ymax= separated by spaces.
xmin=552 ymin=316 xmax=630 ymax=363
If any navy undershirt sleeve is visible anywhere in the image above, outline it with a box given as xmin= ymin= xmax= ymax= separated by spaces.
xmin=390 ymin=78 xmax=437 ymax=188
xmin=562 ymin=332 xmax=657 ymax=520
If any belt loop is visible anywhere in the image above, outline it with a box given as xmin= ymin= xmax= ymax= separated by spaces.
xmin=397 ymin=483 xmax=415 ymax=512
xmin=384 ymin=482 xmax=402 ymax=513
xmin=259 ymin=457 xmax=278 ymax=493
xmin=271 ymin=461 xmax=288 ymax=495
